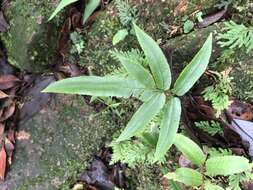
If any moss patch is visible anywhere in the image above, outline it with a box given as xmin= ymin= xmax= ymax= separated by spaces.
xmin=1 ymin=0 xmax=62 ymax=73
xmin=1 ymin=95 xmax=118 ymax=190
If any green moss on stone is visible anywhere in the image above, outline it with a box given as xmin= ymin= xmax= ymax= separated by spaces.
xmin=1 ymin=0 xmax=62 ymax=73
xmin=5 ymin=95 xmax=119 ymax=190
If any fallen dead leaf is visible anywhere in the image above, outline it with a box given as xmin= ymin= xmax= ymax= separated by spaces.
xmin=226 ymin=100 xmax=253 ymax=121
xmin=16 ymin=130 xmax=31 ymax=140
xmin=55 ymin=63 xmax=82 ymax=77
xmin=0 ymin=123 xmax=4 ymax=136
xmin=0 ymin=75 xmax=20 ymax=90
xmin=169 ymin=25 xmax=179 ymax=36
xmin=80 ymin=158 xmax=115 ymax=189
xmin=197 ymin=9 xmax=226 ymax=28
xmin=174 ymin=0 xmax=188 ymax=16
xmin=0 ymin=102 xmax=15 ymax=122
xmin=0 ymin=123 xmax=4 ymax=143
xmin=7 ymin=129 xmax=15 ymax=143
xmin=0 ymin=90 xmax=8 ymax=99
xmin=4 ymin=138 xmax=14 ymax=165
xmin=0 ymin=146 xmax=7 ymax=180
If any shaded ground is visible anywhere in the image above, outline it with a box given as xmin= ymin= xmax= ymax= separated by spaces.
xmin=0 ymin=0 xmax=252 ymax=189
xmin=0 ymin=95 xmax=116 ymax=190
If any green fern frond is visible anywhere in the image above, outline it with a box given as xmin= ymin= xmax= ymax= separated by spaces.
xmin=109 ymin=67 xmax=128 ymax=77
xmin=194 ymin=121 xmax=223 ymax=136
xmin=110 ymin=116 xmax=166 ymax=167
xmin=202 ymin=71 xmax=233 ymax=116
xmin=229 ymin=172 xmax=253 ymax=190
xmin=115 ymin=0 xmax=137 ymax=27
xmin=214 ymin=0 xmax=232 ymax=9
xmin=218 ymin=21 xmax=253 ymax=53
xmin=111 ymin=48 xmax=148 ymax=67
xmin=208 ymin=147 xmax=233 ymax=158
xmin=110 ymin=139 xmax=156 ymax=168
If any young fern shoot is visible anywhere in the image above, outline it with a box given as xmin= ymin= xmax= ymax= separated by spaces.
xmin=43 ymin=22 xmax=212 ymax=161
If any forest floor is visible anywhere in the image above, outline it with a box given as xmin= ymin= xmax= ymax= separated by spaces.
xmin=0 ymin=0 xmax=252 ymax=190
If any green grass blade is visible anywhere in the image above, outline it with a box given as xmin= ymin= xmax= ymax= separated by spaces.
xmin=155 ymin=97 xmax=181 ymax=161
xmin=83 ymin=0 xmax=100 ymax=24
xmin=173 ymin=33 xmax=212 ymax=96
xmin=133 ymin=22 xmax=171 ymax=90
xmin=116 ymin=93 xmax=166 ymax=142
xmin=49 ymin=0 xmax=79 ymax=21
xmin=42 ymin=76 xmax=147 ymax=98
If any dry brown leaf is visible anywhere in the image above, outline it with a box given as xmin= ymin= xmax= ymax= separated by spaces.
xmin=226 ymin=100 xmax=253 ymax=121
xmin=197 ymin=9 xmax=226 ymax=28
xmin=0 ymin=90 xmax=8 ymax=99
xmin=7 ymin=129 xmax=15 ymax=143
xmin=0 ymin=75 xmax=20 ymax=90
xmin=169 ymin=25 xmax=179 ymax=36
xmin=0 ymin=146 xmax=7 ymax=180
xmin=0 ymin=102 xmax=15 ymax=122
xmin=4 ymin=138 xmax=14 ymax=165
xmin=174 ymin=0 xmax=188 ymax=16
xmin=0 ymin=123 xmax=4 ymax=136
xmin=0 ymin=110 xmax=3 ymax=119
xmin=0 ymin=123 xmax=4 ymax=144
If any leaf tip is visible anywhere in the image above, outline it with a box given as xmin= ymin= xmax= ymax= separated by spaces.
xmin=115 ymin=135 xmax=126 ymax=143
xmin=41 ymin=86 xmax=53 ymax=93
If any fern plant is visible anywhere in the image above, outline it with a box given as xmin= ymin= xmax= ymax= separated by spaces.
xmin=112 ymin=0 xmax=137 ymax=45
xmin=110 ymin=136 xmax=156 ymax=167
xmin=194 ymin=121 xmax=223 ymax=136
xmin=217 ymin=21 xmax=253 ymax=53
xmin=202 ymin=70 xmax=233 ymax=117
xmin=43 ymin=22 xmax=212 ymax=161
xmin=229 ymin=172 xmax=253 ymax=190
xmin=165 ymin=135 xmax=253 ymax=190
xmin=208 ymin=147 xmax=233 ymax=157
xmin=115 ymin=0 xmax=137 ymax=27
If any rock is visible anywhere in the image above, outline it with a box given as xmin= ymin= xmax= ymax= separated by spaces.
xmin=165 ymin=23 xmax=253 ymax=100
xmin=79 ymin=0 xmax=219 ymax=75
xmin=0 ymin=0 xmax=62 ymax=73
xmin=0 ymin=95 xmax=117 ymax=190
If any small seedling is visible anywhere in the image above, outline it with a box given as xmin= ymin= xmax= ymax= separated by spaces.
xmin=43 ymin=22 xmax=212 ymax=161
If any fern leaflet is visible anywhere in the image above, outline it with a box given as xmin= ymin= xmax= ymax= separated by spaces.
xmin=218 ymin=21 xmax=253 ymax=53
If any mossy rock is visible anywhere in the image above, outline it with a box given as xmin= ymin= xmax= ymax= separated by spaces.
xmin=79 ymin=0 xmax=219 ymax=75
xmin=0 ymin=95 xmax=118 ymax=190
xmin=1 ymin=0 xmax=62 ymax=73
